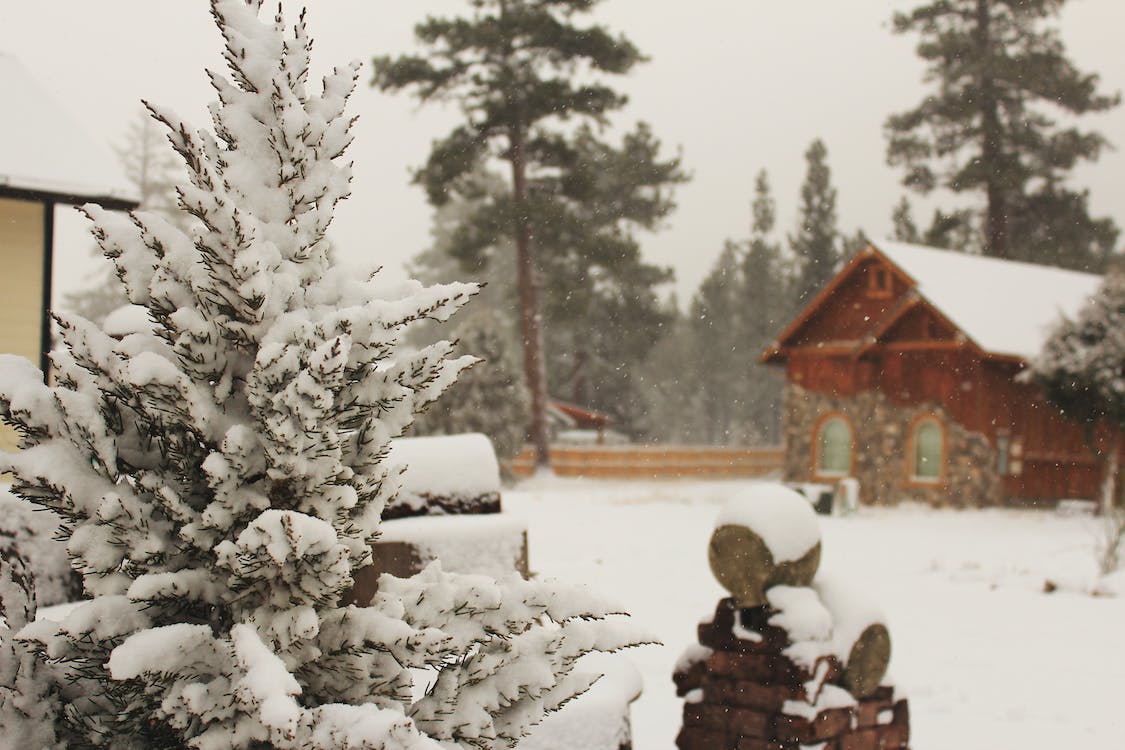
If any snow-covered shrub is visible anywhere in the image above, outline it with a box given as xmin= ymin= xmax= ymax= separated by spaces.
xmin=0 ymin=550 xmax=61 ymax=749
xmin=0 ymin=486 xmax=82 ymax=607
xmin=0 ymin=2 xmax=645 ymax=748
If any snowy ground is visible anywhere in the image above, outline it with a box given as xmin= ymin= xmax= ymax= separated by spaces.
xmin=504 ymin=477 xmax=1125 ymax=750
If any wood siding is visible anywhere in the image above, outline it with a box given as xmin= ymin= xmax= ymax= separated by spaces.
xmin=0 ymin=197 xmax=45 ymax=365
xmin=0 ymin=197 xmax=46 ymax=453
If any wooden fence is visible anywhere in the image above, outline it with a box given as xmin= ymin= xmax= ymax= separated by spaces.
xmin=509 ymin=445 xmax=785 ymax=480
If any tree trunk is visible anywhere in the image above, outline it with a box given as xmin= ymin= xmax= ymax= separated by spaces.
xmin=1098 ymin=432 xmax=1121 ymax=575
xmin=1100 ymin=434 xmax=1118 ymax=518
xmin=976 ymin=0 xmax=1009 ymax=259
xmin=508 ymin=123 xmax=552 ymax=468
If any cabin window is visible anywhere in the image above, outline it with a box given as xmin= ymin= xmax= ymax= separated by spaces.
xmin=868 ymin=266 xmax=892 ymax=298
xmin=815 ymin=415 xmax=853 ymax=477
xmin=996 ymin=432 xmax=1010 ymax=476
xmin=910 ymin=417 xmax=944 ymax=482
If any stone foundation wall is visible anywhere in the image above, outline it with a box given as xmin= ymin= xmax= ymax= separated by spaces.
xmin=783 ymin=383 xmax=1000 ymax=507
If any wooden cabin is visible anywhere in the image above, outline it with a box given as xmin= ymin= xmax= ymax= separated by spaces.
xmin=762 ymin=240 xmax=1105 ymax=507
xmin=1 ymin=53 xmax=138 ymax=451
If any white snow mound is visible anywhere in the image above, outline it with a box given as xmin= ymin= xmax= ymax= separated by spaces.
xmin=714 ymin=483 xmax=821 ymax=563
xmin=767 ymin=585 xmax=833 ymax=642
xmin=102 ymin=305 xmax=153 ymax=337
xmin=814 ymin=575 xmax=888 ymax=659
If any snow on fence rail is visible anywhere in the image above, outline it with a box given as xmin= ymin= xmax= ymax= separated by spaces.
xmin=509 ymin=445 xmax=785 ymax=479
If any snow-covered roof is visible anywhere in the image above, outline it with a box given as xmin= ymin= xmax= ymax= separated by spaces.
xmin=0 ymin=53 xmax=138 ymax=206
xmin=872 ymin=240 xmax=1103 ymax=360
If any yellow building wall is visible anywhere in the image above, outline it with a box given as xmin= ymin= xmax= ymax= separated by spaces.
xmin=0 ymin=196 xmax=46 ymax=453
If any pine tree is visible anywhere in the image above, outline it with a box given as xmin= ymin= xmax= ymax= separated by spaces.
xmin=886 ymin=0 xmax=1120 ymax=269
xmin=372 ymin=0 xmax=678 ymax=465
xmin=64 ymin=109 xmax=191 ymax=325
xmin=1030 ymin=271 xmax=1125 ymax=575
xmin=687 ymin=243 xmax=758 ymax=445
xmin=535 ymin=123 xmax=684 ymax=436
xmin=790 ymin=139 xmax=840 ymax=307
xmin=740 ymin=171 xmax=789 ymax=444
xmin=643 ymin=171 xmax=794 ymax=446
xmin=0 ymin=488 xmax=82 ymax=607
xmin=408 ymin=309 xmax=531 ymax=462
xmin=890 ymin=197 xmax=920 ymax=244
xmin=921 ymin=208 xmax=978 ymax=251
xmin=0 ymin=3 xmax=643 ymax=748
xmin=113 ymin=108 xmax=188 ymax=225
xmin=414 ymin=126 xmax=684 ymax=438
xmin=636 ymin=300 xmax=707 ymax=444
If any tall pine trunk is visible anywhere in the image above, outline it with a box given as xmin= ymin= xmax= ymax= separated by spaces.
xmin=509 ymin=122 xmax=552 ymax=468
xmin=976 ymin=0 xmax=1010 ymax=258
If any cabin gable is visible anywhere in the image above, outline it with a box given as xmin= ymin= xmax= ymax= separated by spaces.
xmin=877 ymin=303 xmax=959 ymax=346
xmin=785 ymin=254 xmax=913 ymax=348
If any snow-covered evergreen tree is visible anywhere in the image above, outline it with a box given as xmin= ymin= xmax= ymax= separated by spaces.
xmin=0 ymin=551 xmax=62 ymax=749
xmin=1031 ymin=270 xmax=1125 ymax=576
xmin=63 ymin=108 xmax=192 ymax=326
xmin=0 ymin=3 xmax=643 ymax=748
xmin=0 ymin=487 xmax=82 ymax=607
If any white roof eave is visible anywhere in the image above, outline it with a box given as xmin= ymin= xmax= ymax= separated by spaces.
xmin=0 ymin=53 xmax=140 ymax=206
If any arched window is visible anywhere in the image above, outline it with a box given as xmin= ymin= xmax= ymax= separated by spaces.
xmin=910 ymin=417 xmax=944 ymax=481
xmin=815 ymin=415 xmax=853 ymax=477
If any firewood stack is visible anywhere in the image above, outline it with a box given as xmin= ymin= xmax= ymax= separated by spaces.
xmin=674 ymin=485 xmax=910 ymax=750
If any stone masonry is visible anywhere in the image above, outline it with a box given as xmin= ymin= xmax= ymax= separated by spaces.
xmin=783 ymin=383 xmax=1001 ymax=507
xmin=675 ymin=599 xmax=910 ymax=750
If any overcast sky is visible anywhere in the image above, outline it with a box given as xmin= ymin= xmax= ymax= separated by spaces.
xmin=3 ymin=0 xmax=1124 ymax=305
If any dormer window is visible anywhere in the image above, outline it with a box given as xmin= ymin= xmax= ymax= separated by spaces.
xmin=868 ymin=266 xmax=892 ymax=298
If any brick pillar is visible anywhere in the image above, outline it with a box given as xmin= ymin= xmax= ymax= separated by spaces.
xmin=674 ymin=599 xmax=910 ymax=750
